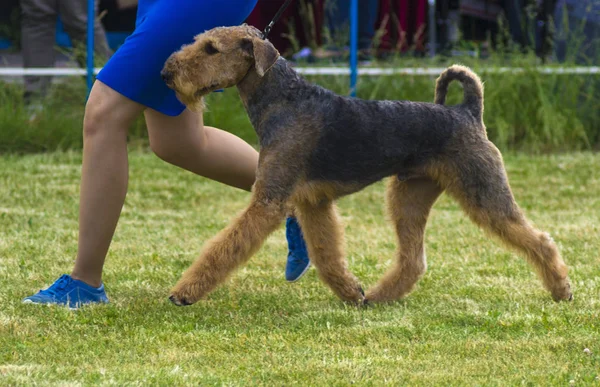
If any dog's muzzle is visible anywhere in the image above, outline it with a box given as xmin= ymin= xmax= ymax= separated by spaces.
xmin=161 ymin=70 xmax=173 ymax=86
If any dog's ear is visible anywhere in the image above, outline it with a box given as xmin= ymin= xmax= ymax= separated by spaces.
xmin=241 ymin=38 xmax=279 ymax=77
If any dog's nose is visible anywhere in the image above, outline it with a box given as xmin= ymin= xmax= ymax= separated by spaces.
xmin=161 ymin=70 xmax=173 ymax=84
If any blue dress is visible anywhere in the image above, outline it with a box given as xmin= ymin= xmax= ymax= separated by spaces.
xmin=96 ymin=0 xmax=258 ymax=116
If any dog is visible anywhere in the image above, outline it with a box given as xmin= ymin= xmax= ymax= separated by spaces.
xmin=160 ymin=24 xmax=572 ymax=306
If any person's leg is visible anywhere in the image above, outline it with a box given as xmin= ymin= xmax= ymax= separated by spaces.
xmin=144 ymin=109 xmax=257 ymax=191
xmin=358 ymin=0 xmax=378 ymax=52
xmin=20 ymin=0 xmax=58 ymax=101
xmin=23 ymin=80 xmax=143 ymax=307
xmin=69 ymin=81 xmax=144 ymax=287
xmin=503 ymin=0 xmax=529 ymax=49
xmin=326 ymin=0 xmax=349 ymax=46
xmin=24 ymin=0 xmax=308 ymax=307
xmin=58 ymin=0 xmax=112 ymax=60
xmin=323 ymin=0 xmax=377 ymax=59
xmin=145 ymin=108 xmax=311 ymax=281
xmin=74 ymin=98 xmax=260 ymax=287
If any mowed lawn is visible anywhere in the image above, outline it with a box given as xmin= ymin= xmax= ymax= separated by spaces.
xmin=0 ymin=151 xmax=598 ymax=385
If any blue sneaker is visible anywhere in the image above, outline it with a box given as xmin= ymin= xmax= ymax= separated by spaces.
xmin=22 ymin=274 xmax=109 ymax=309
xmin=285 ymin=217 xmax=311 ymax=282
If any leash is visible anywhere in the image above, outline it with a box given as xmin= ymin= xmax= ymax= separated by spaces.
xmin=262 ymin=0 xmax=294 ymax=39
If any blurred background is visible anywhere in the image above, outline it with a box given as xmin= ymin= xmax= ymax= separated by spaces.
xmin=0 ymin=0 xmax=599 ymax=153
xmin=3 ymin=0 xmax=596 ymax=61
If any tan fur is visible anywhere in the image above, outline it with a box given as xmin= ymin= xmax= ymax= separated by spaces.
xmin=170 ymin=186 xmax=287 ymax=304
xmin=435 ymin=64 xmax=485 ymax=120
xmin=295 ymin=200 xmax=364 ymax=303
xmin=366 ymin=178 xmax=443 ymax=302
xmin=163 ymin=25 xmax=572 ymax=307
xmin=162 ymin=25 xmax=277 ymax=108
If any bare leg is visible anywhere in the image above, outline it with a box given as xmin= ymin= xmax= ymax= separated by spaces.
xmin=71 ymin=81 xmax=143 ymax=287
xmin=294 ymin=200 xmax=364 ymax=303
xmin=366 ymin=178 xmax=443 ymax=303
xmin=144 ymin=108 xmax=258 ymax=191
xmin=72 ymin=83 xmax=260 ymax=288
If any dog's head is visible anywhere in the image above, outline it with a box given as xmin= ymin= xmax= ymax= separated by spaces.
xmin=161 ymin=24 xmax=280 ymax=111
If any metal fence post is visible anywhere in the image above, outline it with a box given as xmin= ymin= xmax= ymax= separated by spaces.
xmin=428 ymin=0 xmax=436 ymax=57
xmin=349 ymin=0 xmax=358 ymax=97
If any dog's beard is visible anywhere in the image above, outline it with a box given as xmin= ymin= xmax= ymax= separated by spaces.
xmin=188 ymin=97 xmax=206 ymax=113
xmin=175 ymin=92 xmax=206 ymax=113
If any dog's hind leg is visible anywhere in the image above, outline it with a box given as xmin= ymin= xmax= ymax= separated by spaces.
xmin=295 ymin=200 xmax=365 ymax=304
xmin=443 ymin=142 xmax=572 ymax=302
xmin=365 ymin=177 xmax=443 ymax=303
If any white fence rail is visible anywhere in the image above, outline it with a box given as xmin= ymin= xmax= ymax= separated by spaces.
xmin=0 ymin=66 xmax=599 ymax=77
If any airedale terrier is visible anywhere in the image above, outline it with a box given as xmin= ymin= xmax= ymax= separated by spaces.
xmin=161 ymin=24 xmax=572 ymax=306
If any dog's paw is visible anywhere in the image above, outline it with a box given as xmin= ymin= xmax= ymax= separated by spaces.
xmin=551 ymin=279 xmax=573 ymax=302
xmin=169 ymin=280 xmax=205 ymax=306
xmin=359 ymin=287 xmax=371 ymax=307
xmin=169 ymin=294 xmax=193 ymax=306
xmin=340 ymin=285 xmax=367 ymax=306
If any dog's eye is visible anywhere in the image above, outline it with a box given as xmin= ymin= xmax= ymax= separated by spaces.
xmin=204 ymin=42 xmax=219 ymax=55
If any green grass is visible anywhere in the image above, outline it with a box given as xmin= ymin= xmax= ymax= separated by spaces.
xmin=0 ymin=151 xmax=599 ymax=385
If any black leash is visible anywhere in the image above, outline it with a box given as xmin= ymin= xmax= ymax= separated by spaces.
xmin=262 ymin=0 xmax=294 ymax=39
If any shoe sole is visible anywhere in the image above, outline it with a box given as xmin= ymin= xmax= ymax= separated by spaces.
xmin=22 ymin=299 xmax=77 ymax=310
xmin=22 ymin=298 xmax=108 ymax=310
xmin=286 ymin=261 xmax=311 ymax=283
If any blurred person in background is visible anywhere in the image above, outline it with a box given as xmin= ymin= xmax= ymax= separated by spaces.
xmin=553 ymin=0 xmax=600 ymax=64
xmin=20 ymin=0 xmax=112 ymax=108
xmin=293 ymin=0 xmax=379 ymax=63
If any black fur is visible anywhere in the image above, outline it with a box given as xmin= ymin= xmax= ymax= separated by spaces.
xmin=240 ymin=59 xmax=478 ymax=192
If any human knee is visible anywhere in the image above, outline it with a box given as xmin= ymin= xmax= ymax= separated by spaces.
xmin=83 ymin=89 xmax=132 ymax=140
xmin=83 ymin=104 xmax=117 ymax=140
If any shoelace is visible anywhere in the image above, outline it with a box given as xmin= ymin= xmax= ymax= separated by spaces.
xmin=42 ymin=275 xmax=72 ymax=296
xmin=289 ymin=253 xmax=307 ymax=264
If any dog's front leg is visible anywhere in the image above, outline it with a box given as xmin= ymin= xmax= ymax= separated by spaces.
xmin=169 ymin=195 xmax=286 ymax=306
xmin=169 ymin=150 xmax=296 ymax=306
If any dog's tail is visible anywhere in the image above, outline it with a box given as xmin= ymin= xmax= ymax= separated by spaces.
xmin=434 ymin=64 xmax=484 ymax=119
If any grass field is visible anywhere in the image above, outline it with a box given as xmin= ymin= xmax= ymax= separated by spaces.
xmin=0 ymin=151 xmax=599 ymax=385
